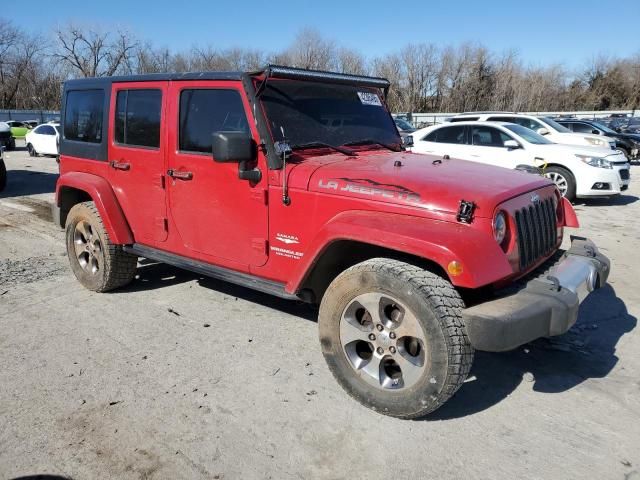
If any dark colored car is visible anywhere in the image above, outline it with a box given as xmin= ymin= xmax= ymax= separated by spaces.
xmin=394 ymin=117 xmax=416 ymax=138
xmin=0 ymin=146 xmax=6 ymax=191
xmin=0 ymin=122 xmax=15 ymax=151
xmin=556 ymin=118 xmax=640 ymax=161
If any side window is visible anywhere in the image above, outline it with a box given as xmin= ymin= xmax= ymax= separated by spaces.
xmin=571 ymin=123 xmax=596 ymax=134
xmin=424 ymin=126 xmax=466 ymax=144
xmin=179 ymin=89 xmax=250 ymax=154
xmin=64 ymin=90 xmax=104 ymax=143
xmin=449 ymin=117 xmax=478 ymax=123
xmin=471 ymin=126 xmax=510 ymax=147
xmin=114 ymin=89 xmax=162 ymax=148
xmin=40 ymin=125 xmax=56 ymax=135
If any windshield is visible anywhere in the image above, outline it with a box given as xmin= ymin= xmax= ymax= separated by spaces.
xmin=504 ymin=124 xmax=553 ymax=144
xmin=540 ymin=117 xmax=571 ymax=133
xmin=395 ymin=118 xmax=415 ymax=130
xmin=259 ymin=79 xmax=401 ymax=149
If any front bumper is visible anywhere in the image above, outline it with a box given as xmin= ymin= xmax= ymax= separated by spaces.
xmin=463 ymin=237 xmax=610 ymax=352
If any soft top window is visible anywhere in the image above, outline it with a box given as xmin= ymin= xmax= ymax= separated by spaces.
xmin=64 ymin=90 xmax=104 ymax=143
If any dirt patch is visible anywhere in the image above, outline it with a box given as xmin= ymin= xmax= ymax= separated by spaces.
xmin=12 ymin=197 xmax=54 ymax=223
xmin=0 ymin=255 xmax=66 ymax=286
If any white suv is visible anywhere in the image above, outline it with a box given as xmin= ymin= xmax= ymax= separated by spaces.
xmin=448 ymin=112 xmax=616 ymax=150
xmin=411 ymin=121 xmax=630 ymax=200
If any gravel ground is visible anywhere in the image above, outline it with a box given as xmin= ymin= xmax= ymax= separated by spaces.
xmin=1 ymin=141 xmax=639 ymax=480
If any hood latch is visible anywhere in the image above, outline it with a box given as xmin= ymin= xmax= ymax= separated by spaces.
xmin=457 ymin=200 xmax=476 ymax=224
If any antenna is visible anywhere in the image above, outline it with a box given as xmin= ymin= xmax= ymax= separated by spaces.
xmin=279 ymin=126 xmax=291 ymax=206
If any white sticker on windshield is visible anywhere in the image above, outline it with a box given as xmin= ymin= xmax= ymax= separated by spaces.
xmin=357 ymin=92 xmax=382 ymax=106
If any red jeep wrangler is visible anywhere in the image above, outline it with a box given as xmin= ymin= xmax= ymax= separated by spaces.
xmin=54 ymin=65 xmax=610 ymax=418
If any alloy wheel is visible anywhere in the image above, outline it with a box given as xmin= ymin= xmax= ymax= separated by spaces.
xmin=340 ymin=292 xmax=427 ymax=390
xmin=544 ymin=172 xmax=568 ymax=196
xmin=73 ymin=220 xmax=103 ymax=275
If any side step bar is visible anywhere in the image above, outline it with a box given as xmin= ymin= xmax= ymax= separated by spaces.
xmin=123 ymin=243 xmax=300 ymax=301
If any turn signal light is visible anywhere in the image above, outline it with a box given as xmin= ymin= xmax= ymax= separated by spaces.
xmin=447 ymin=261 xmax=463 ymax=277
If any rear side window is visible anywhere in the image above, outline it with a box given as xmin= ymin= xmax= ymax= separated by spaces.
xmin=569 ymin=122 xmax=596 ymax=134
xmin=424 ymin=125 xmax=466 ymax=144
xmin=64 ymin=90 xmax=104 ymax=143
xmin=37 ymin=125 xmax=56 ymax=135
xmin=179 ymin=89 xmax=250 ymax=154
xmin=115 ymin=89 xmax=162 ymax=148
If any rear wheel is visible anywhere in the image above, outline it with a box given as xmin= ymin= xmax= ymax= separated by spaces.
xmin=27 ymin=143 xmax=37 ymax=157
xmin=65 ymin=201 xmax=138 ymax=292
xmin=319 ymin=258 xmax=473 ymax=419
xmin=544 ymin=166 xmax=576 ymax=201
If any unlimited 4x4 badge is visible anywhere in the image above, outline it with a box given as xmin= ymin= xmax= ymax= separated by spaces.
xmin=272 ymin=233 xmax=303 ymax=260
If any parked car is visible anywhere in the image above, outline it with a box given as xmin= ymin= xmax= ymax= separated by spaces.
xmin=411 ymin=121 xmax=630 ymax=201
xmin=54 ymin=65 xmax=610 ymax=419
xmin=556 ymin=118 xmax=640 ymax=161
xmin=0 ymin=146 xmax=6 ymax=192
xmin=394 ymin=117 xmax=416 ymax=137
xmin=24 ymin=120 xmax=40 ymax=129
xmin=0 ymin=121 xmax=15 ymax=150
xmin=448 ymin=112 xmax=617 ymax=150
xmin=5 ymin=120 xmax=31 ymax=138
xmin=25 ymin=122 xmax=61 ymax=156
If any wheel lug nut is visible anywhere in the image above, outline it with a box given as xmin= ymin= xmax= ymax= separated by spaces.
xmin=376 ymin=347 xmax=384 ymax=355
xmin=389 ymin=332 xmax=396 ymax=339
xmin=376 ymin=324 xmax=384 ymax=332
xmin=368 ymin=334 xmax=376 ymax=341
xmin=389 ymin=346 xmax=396 ymax=354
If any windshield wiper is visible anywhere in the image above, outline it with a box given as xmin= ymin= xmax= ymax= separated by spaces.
xmin=292 ymin=141 xmax=358 ymax=157
xmin=343 ymin=139 xmax=402 ymax=152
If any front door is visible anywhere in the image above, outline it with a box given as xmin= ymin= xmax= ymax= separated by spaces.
xmin=468 ymin=125 xmax=526 ymax=169
xmin=166 ymin=81 xmax=268 ymax=267
xmin=108 ymin=82 xmax=168 ymax=244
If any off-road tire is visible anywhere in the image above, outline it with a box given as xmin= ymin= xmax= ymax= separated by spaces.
xmin=0 ymin=159 xmax=6 ymax=192
xmin=319 ymin=258 xmax=474 ymax=419
xmin=65 ymin=201 xmax=137 ymax=292
xmin=544 ymin=165 xmax=576 ymax=202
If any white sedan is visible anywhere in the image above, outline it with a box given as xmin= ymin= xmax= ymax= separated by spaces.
xmin=25 ymin=122 xmax=60 ymax=156
xmin=410 ymin=121 xmax=630 ymax=200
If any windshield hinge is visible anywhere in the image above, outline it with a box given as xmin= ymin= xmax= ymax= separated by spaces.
xmin=457 ymin=200 xmax=476 ymax=224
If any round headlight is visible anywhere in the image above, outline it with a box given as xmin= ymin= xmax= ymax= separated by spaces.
xmin=493 ymin=211 xmax=507 ymax=245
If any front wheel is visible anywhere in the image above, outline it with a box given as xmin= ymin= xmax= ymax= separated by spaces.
xmin=318 ymin=258 xmax=474 ymax=419
xmin=0 ymin=159 xmax=6 ymax=192
xmin=615 ymin=147 xmax=629 ymax=160
xmin=544 ymin=166 xmax=576 ymax=201
xmin=65 ymin=201 xmax=138 ymax=292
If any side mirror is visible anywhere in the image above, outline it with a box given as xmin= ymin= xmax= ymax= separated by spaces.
xmin=211 ymin=131 xmax=256 ymax=163
xmin=402 ymin=135 xmax=414 ymax=148
xmin=536 ymin=127 xmax=549 ymax=136
xmin=504 ymin=139 xmax=520 ymax=149
xmin=592 ymin=129 xmax=600 ymax=135
xmin=211 ymin=131 xmax=261 ymax=183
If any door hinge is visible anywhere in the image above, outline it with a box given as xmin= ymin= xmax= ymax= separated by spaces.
xmin=251 ymin=189 xmax=268 ymax=205
xmin=153 ymin=174 xmax=165 ymax=189
xmin=156 ymin=217 xmax=168 ymax=232
xmin=252 ymin=238 xmax=268 ymax=255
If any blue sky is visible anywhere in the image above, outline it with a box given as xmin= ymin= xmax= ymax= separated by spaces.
xmin=6 ymin=0 xmax=639 ymax=69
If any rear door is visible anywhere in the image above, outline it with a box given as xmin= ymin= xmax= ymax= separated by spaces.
xmin=414 ymin=125 xmax=469 ymax=158
xmin=165 ymin=81 xmax=269 ymax=267
xmin=108 ymin=82 xmax=168 ymax=244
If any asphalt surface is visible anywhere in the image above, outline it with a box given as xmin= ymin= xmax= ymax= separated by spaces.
xmin=1 ymin=142 xmax=639 ymax=480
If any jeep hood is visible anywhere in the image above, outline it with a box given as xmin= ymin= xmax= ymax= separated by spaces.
xmin=290 ymin=151 xmax=552 ymax=218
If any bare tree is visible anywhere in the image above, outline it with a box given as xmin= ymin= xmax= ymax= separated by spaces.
xmin=53 ymin=24 xmax=138 ymax=78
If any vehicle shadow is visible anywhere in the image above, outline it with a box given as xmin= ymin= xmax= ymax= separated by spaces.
xmin=428 ymin=284 xmax=636 ymax=420
xmin=120 ymin=261 xmax=318 ymax=322
xmin=574 ymin=194 xmax=638 ymax=207
xmin=0 ymin=170 xmax=58 ymax=198
xmin=9 ymin=476 xmax=73 ymax=480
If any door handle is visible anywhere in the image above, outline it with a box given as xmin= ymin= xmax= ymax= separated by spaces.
xmin=167 ymin=169 xmax=193 ymax=181
xmin=110 ymin=160 xmax=131 ymax=171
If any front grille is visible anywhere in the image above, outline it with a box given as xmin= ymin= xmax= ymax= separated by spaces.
xmin=620 ymin=169 xmax=630 ymax=180
xmin=514 ymin=197 xmax=558 ymax=270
